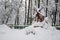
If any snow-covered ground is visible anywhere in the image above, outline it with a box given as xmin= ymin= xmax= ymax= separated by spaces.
xmin=0 ymin=24 xmax=60 ymax=40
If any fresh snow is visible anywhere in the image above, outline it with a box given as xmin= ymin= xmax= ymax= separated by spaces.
xmin=0 ymin=24 xmax=60 ymax=40
xmin=0 ymin=24 xmax=11 ymax=33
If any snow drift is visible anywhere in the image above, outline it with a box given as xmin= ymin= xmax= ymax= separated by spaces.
xmin=0 ymin=24 xmax=60 ymax=40
xmin=0 ymin=24 xmax=11 ymax=33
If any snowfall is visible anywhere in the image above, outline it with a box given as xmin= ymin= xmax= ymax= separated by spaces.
xmin=0 ymin=24 xmax=60 ymax=40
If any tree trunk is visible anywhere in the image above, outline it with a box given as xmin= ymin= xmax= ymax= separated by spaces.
xmin=15 ymin=8 xmax=19 ymax=25
xmin=46 ymin=0 xmax=48 ymax=17
xmin=38 ymin=0 xmax=40 ymax=8
xmin=27 ymin=0 xmax=30 ymax=25
xmin=30 ymin=0 xmax=32 ymax=24
xmin=24 ymin=0 xmax=27 ymax=25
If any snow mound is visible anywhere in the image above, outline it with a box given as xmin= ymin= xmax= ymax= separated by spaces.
xmin=0 ymin=24 xmax=11 ymax=33
xmin=24 ymin=25 xmax=35 ymax=35
xmin=0 ymin=24 xmax=60 ymax=40
xmin=0 ymin=27 xmax=60 ymax=40
xmin=27 ymin=27 xmax=60 ymax=40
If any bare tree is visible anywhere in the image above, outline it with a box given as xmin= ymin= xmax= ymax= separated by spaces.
xmin=27 ymin=0 xmax=30 ymax=25
xmin=24 ymin=0 xmax=27 ymax=25
xmin=30 ymin=0 xmax=32 ymax=24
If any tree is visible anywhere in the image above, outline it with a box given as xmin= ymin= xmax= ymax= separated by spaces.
xmin=30 ymin=0 xmax=33 ymax=24
xmin=27 ymin=0 xmax=30 ymax=25
xmin=38 ymin=0 xmax=40 ymax=8
xmin=46 ymin=0 xmax=48 ymax=17
xmin=24 ymin=0 xmax=27 ymax=25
